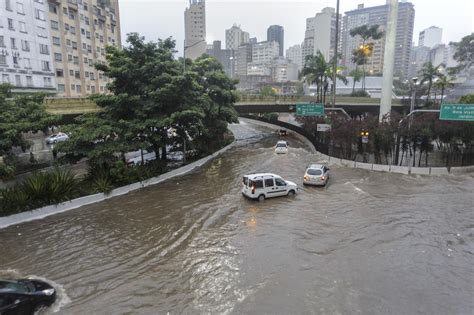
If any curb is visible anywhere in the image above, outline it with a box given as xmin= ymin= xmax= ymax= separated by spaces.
xmin=0 ymin=136 xmax=236 ymax=229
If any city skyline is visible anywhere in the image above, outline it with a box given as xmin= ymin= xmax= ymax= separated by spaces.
xmin=120 ymin=0 xmax=474 ymax=56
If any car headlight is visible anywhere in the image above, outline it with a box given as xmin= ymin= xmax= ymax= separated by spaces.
xmin=42 ymin=288 xmax=55 ymax=296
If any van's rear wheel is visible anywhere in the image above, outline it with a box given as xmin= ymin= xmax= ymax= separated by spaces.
xmin=257 ymin=194 xmax=265 ymax=202
xmin=287 ymin=190 xmax=295 ymax=196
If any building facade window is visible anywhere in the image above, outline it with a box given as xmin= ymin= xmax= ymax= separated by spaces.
xmin=26 ymin=76 xmax=33 ymax=86
xmin=49 ymin=3 xmax=57 ymax=14
xmin=13 ymin=55 xmax=19 ymax=66
xmin=5 ymin=0 xmax=12 ymax=11
xmin=11 ymin=38 xmax=17 ymax=49
xmin=76 ymin=85 xmax=81 ymax=93
xmin=19 ymin=21 xmax=27 ymax=33
xmin=35 ymin=9 xmax=45 ymax=21
xmin=15 ymin=75 xmax=21 ymax=86
xmin=41 ymin=60 xmax=50 ymax=71
xmin=75 ymin=71 xmax=80 ymax=79
xmin=52 ymin=37 xmax=60 ymax=46
xmin=0 ymin=36 xmax=5 ymax=47
xmin=57 ymin=84 xmax=65 ymax=92
xmin=21 ymin=40 xmax=30 ymax=51
xmin=69 ymin=69 xmax=74 ymax=76
xmin=0 ymin=55 xmax=7 ymax=65
xmin=51 ymin=20 xmax=59 ymax=30
xmin=2 ymin=74 xmax=10 ymax=83
xmin=54 ymin=53 xmax=62 ymax=61
xmin=8 ymin=19 xmax=14 ymax=30
xmin=39 ymin=44 xmax=49 ymax=54
xmin=43 ymin=77 xmax=52 ymax=87
xmin=17 ymin=3 xmax=25 ymax=14
xmin=56 ymin=69 xmax=63 ymax=77
xmin=23 ymin=58 xmax=31 ymax=68
xmin=73 ymin=56 xmax=79 ymax=64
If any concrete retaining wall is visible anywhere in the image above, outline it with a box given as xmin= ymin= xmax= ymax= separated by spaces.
xmin=0 ymin=138 xmax=236 ymax=229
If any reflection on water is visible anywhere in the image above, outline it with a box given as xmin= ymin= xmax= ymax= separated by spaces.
xmin=0 ymin=119 xmax=473 ymax=314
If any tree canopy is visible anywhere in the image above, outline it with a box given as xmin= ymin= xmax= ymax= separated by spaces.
xmin=58 ymin=33 xmax=238 ymax=166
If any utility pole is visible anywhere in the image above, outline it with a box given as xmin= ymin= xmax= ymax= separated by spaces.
xmin=331 ymin=0 xmax=340 ymax=108
xmin=379 ymin=0 xmax=398 ymax=122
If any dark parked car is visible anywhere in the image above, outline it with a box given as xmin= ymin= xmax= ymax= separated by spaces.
xmin=0 ymin=279 xmax=56 ymax=315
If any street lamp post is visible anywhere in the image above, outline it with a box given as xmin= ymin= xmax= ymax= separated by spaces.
xmin=331 ymin=0 xmax=340 ymax=108
xmin=409 ymin=76 xmax=418 ymax=128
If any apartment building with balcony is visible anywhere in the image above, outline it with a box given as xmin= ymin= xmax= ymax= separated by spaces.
xmin=47 ymin=0 xmax=121 ymax=96
xmin=0 ymin=0 xmax=56 ymax=92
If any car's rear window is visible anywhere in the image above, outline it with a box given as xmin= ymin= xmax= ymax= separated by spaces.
xmin=307 ymin=169 xmax=322 ymax=175
xmin=276 ymin=143 xmax=287 ymax=148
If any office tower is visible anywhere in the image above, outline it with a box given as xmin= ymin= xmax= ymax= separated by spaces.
xmin=47 ymin=0 xmax=121 ymax=96
xmin=184 ymin=0 xmax=206 ymax=60
xmin=286 ymin=44 xmax=303 ymax=70
xmin=206 ymin=40 xmax=234 ymax=77
xmin=419 ymin=26 xmax=442 ymax=48
xmin=342 ymin=2 xmax=415 ymax=79
xmin=1 ymin=0 xmax=56 ymax=92
xmin=267 ymin=25 xmax=284 ymax=56
xmin=303 ymin=8 xmax=339 ymax=62
xmin=225 ymin=24 xmax=249 ymax=50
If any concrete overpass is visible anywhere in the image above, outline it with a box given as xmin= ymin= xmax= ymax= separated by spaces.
xmin=44 ymin=95 xmax=406 ymax=116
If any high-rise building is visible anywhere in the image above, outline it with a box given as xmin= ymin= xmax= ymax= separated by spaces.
xmin=342 ymin=2 xmax=415 ymax=79
xmin=47 ymin=0 xmax=121 ymax=96
xmin=225 ymin=24 xmax=249 ymax=50
xmin=0 ymin=0 xmax=56 ymax=93
xmin=206 ymin=40 xmax=234 ymax=77
xmin=252 ymin=41 xmax=279 ymax=64
xmin=272 ymin=58 xmax=298 ymax=82
xmin=419 ymin=26 xmax=442 ymax=48
xmin=267 ymin=25 xmax=284 ymax=56
xmin=408 ymin=45 xmax=431 ymax=79
xmin=235 ymin=43 xmax=252 ymax=77
xmin=304 ymin=8 xmax=339 ymax=61
xmin=184 ymin=0 xmax=206 ymax=61
xmin=286 ymin=44 xmax=303 ymax=70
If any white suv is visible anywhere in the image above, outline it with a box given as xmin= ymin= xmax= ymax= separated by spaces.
xmin=275 ymin=140 xmax=288 ymax=154
xmin=303 ymin=164 xmax=330 ymax=186
xmin=242 ymin=173 xmax=298 ymax=201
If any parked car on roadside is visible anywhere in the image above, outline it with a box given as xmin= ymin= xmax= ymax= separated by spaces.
xmin=275 ymin=140 xmax=289 ymax=154
xmin=303 ymin=164 xmax=330 ymax=186
xmin=0 ymin=279 xmax=56 ymax=315
xmin=242 ymin=173 xmax=298 ymax=201
xmin=45 ymin=132 xmax=69 ymax=144
xmin=125 ymin=149 xmax=157 ymax=166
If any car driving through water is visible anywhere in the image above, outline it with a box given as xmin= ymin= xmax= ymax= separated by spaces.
xmin=0 ymin=279 xmax=56 ymax=315
xmin=242 ymin=173 xmax=298 ymax=201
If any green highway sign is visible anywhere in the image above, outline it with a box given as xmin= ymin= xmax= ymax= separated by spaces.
xmin=439 ymin=104 xmax=474 ymax=121
xmin=296 ymin=103 xmax=324 ymax=116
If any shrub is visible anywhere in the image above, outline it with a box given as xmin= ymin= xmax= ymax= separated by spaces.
xmin=350 ymin=90 xmax=370 ymax=97
xmin=0 ymin=186 xmax=30 ymax=215
xmin=0 ymin=164 xmax=15 ymax=180
xmin=92 ymin=173 xmax=113 ymax=193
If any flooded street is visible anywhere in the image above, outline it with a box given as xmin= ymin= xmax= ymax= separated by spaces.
xmin=0 ymin=119 xmax=473 ymax=314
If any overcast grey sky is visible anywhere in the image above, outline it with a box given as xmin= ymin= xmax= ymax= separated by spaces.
xmin=119 ymin=0 xmax=474 ymax=55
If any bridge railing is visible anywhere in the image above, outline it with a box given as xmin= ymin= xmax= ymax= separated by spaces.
xmin=237 ymin=94 xmax=403 ymax=105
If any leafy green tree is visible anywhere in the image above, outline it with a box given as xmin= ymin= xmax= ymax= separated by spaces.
xmin=349 ymin=24 xmax=384 ymax=91
xmin=0 ymin=83 xmax=59 ymax=166
xmin=459 ymin=94 xmax=474 ymax=104
xmin=451 ymin=33 xmax=474 ymax=71
xmin=260 ymin=85 xmax=276 ymax=97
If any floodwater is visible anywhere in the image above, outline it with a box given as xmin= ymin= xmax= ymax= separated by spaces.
xmin=1 ymin=119 xmax=473 ymax=314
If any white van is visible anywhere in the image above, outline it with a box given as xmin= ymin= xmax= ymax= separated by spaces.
xmin=242 ymin=173 xmax=298 ymax=201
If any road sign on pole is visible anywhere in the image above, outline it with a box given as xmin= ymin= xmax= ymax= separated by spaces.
xmin=296 ymin=103 xmax=324 ymax=116
xmin=439 ymin=104 xmax=474 ymax=121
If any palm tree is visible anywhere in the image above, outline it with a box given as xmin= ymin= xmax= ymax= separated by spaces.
xmin=420 ymin=61 xmax=443 ymax=105
xmin=323 ymin=60 xmax=348 ymax=104
xmin=433 ymin=75 xmax=454 ymax=104
xmin=349 ymin=68 xmax=364 ymax=94
xmin=349 ymin=25 xmax=384 ymax=91
xmin=301 ymin=52 xmax=328 ymax=102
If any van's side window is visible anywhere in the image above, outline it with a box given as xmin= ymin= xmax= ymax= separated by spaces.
xmin=275 ymin=178 xmax=286 ymax=186
xmin=264 ymin=178 xmax=274 ymax=187
xmin=254 ymin=180 xmax=264 ymax=188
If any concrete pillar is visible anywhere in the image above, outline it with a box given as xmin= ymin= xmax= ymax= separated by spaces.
xmin=379 ymin=0 xmax=398 ymax=122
